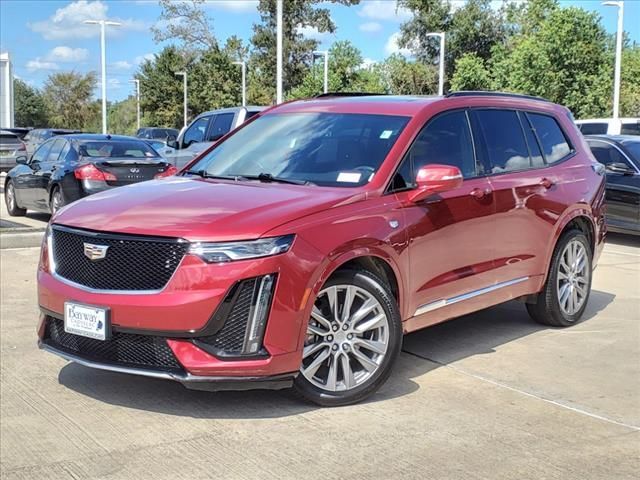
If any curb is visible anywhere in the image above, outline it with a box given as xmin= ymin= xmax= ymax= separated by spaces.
xmin=0 ymin=230 xmax=45 ymax=249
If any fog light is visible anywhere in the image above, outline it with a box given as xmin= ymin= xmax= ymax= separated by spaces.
xmin=242 ymin=275 xmax=275 ymax=354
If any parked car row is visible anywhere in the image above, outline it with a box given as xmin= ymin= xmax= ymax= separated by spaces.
xmin=0 ymin=130 xmax=27 ymax=172
xmin=31 ymin=91 xmax=613 ymax=406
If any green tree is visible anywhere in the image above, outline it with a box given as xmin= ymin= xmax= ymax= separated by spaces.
xmin=493 ymin=7 xmax=612 ymax=117
xmin=152 ymin=0 xmax=217 ymax=52
xmin=620 ymin=46 xmax=640 ymax=117
xmin=289 ymin=40 xmax=384 ymax=98
xmin=13 ymin=79 xmax=48 ymax=127
xmin=377 ymin=54 xmax=438 ymax=95
xmin=450 ymin=53 xmax=492 ymax=91
xmin=399 ymin=0 xmax=506 ymax=89
xmin=136 ymin=47 xmax=188 ymax=128
xmin=189 ymin=48 xmax=242 ymax=112
xmin=250 ymin=0 xmax=360 ymax=102
xmin=108 ymin=97 xmax=138 ymax=136
xmin=43 ymin=71 xmax=97 ymax=130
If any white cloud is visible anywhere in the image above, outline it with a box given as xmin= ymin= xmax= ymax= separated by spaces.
xmin=358 ymin=1 xmax=412 ymax=22
xmin=26 ymin=58 xmax=60 ymax=71
xmin=46 ymin=46 xmax=89 ymax=62
xmin=134 ymin=53 xmax=155 ymax=65
xmin=203 ymin=0 xmax=259 ymax=13
xmin=359 ymin=21 xmax=383 ymax=33
xmin=297 ymin=25 xmax=331 ymax=42
xmin=112 ymin=60 xmax=133 ymax=70
xmin=384 ymin=32 xmax=413 ymax=57
xmin=29 ymin=0 xmax=147 ymax=40
xmin=360 ymin=58 xmax=377 ymax=69
xmin=97 ymin=78 xmax=122 ymax=90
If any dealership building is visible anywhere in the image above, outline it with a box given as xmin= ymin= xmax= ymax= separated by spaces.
xmin=0 ymin=52 xmax=14 ymax=129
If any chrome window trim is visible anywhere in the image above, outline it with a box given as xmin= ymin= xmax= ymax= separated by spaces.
xmin=413 ymin=276 xmax=530 ymax=317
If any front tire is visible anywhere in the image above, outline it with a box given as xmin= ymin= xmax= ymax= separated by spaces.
xmin=294 ymin=269 xmax=402 ymax=406
xmin=4 ymin=180 xmax=26 ymax=216
xmin=527 ymin=230 xmax=592 ymax=327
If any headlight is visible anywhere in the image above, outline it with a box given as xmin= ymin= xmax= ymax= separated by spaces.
xmin=189 ymin=235 xmax=295 ymax=263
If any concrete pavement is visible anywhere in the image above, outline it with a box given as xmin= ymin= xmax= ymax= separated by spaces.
xmin=1 ymin=236 xmax=639 ymax=479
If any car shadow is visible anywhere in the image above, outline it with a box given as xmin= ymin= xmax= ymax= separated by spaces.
xmin=57 ymin=290 xmax=614 ymax=417
xmin=606 ymin=232 xmax=640 ymax=248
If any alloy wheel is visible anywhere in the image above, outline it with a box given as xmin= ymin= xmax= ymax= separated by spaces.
xmin=7 ymin=183 xmax=15 ymax=210
xmin=301 ymin=285 xmax=389 ymax=392
xmin=52 ymin=190 xmax=62 ymax=213
xmin=557 ymin=239 xmax=590 ymax=316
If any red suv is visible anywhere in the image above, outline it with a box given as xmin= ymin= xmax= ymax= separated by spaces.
xmin=38 ymin=92 xmax=606 ymax=406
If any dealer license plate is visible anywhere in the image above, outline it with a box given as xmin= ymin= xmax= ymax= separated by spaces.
xmin=64 ymin=302 xmax=109 ymax=341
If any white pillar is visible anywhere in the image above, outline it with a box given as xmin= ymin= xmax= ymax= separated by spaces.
xmin=438 ymin=33 xmax=445 ymax=96
xmin=323 ymin=51 xmax=328 ymax=94
xmin=100 ymin=21 xmax=107 ymax=134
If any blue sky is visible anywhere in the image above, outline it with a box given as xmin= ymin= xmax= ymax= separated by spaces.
xmin=1 ymin=0 xmax=638 ymax=101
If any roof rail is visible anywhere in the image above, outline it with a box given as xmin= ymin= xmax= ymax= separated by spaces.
xmin=314 ymin=92 xmax=387 ymax=99
xmin=445 ymin=91 xmax=551 ymax=103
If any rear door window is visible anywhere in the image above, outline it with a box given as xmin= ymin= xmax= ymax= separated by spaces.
xmin=621 ymin=122 xmax=640 ymax=136
xmin=471 ymin=109 xmax=531 ymax=174
xmin=31 ymin=140 xmax=53 ymax=163
xmin=578 ymin=123 xmax=608 ymax=135
xmin=45 ymin=139 xmax=65 ymax=162
xmin=207 ymin=113 xmax=235 ymax=141
xmin=587 ymin=140 xmax=632 ymax=169
xmin=527 ymin=113 xmax=572 ymax=164
xmin=519 ymin=112 xmax=545 ymax=168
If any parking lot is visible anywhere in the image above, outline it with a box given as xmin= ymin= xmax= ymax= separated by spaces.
xmin=1 ymin=236 xmax=638 ymax=480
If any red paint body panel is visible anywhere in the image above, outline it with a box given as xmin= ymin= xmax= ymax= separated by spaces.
xmin=38 ymin=94 xmax=606 ymax=382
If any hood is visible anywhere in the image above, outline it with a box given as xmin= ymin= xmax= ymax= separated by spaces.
xmin=53 ymin=177 xmax=363 ymax=241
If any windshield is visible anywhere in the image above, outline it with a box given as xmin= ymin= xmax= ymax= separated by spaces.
xmin=188 ymin=112 xmax=410 ymax=187
xmin=77 ymin=140 xmax=159 ymax=158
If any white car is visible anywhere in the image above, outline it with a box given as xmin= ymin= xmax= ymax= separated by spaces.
xmin=164 ymin=106 xmax=265 ymax=169
xmin=575 ymin=117 xmax=639 ymax=136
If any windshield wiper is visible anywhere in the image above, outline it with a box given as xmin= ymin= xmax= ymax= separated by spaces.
xmin=240 ymin=173 xmax=312 ymax=186
xmin=183 ymin=170 xmax=239 ymax=181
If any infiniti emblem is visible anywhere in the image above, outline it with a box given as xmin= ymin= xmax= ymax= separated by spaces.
xmin=83 ymin=243 xmax=109 ymax=261
xmin=130 ymin=167 xmax=140 ymax=173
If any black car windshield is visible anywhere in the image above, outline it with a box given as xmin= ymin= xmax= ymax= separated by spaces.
xmin=188 ymin=112 xmax=410 ymax=187
xmin=77 ymin=140 xmax=159 ymax=158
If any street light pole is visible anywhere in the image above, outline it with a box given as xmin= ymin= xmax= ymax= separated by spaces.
xmin=313 ymin=51 xmax=329 ymax=94
xmin=84 ymin=20 xmax=121 ymax=134
xmin=603 ymin=1 xmax=624 ymax=119
xmin=233 ymin=61 xmax=246 ymax=106
xmin=426 ymin=32 xmax=445 ymax=96
xmin=276 ymin=0 xmax=283 ymax=104
xmin=130 ymin=79 xmax=140 ymax=130
xmin=175 ymin=71 xmax=187 ymax=128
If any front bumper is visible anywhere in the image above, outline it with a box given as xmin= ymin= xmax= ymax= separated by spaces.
xmin=39 ymin=341 xmax=297 ymax=391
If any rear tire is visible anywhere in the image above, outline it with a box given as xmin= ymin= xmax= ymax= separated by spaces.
xmin=4 ymin=180 xmax=26 ymax=216
xmin=293 ymin=269 xmax=402 ymax=406
xmin=527 ymin=229 xmax=592 ymax=327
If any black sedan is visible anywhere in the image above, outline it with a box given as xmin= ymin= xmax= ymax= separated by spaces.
xmin=585 ymin=135 xmax=640 ymax=235
xmin=4 ymin=134 xmax=177 ymax=216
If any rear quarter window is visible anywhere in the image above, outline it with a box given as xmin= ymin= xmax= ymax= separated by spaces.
xmin=527 ymin=113 xmax=572 ymax=164
xmin=621 ymin=123 xmax=640 ymax=136
xmin=579 ymin=123 xmax=608 ymax=135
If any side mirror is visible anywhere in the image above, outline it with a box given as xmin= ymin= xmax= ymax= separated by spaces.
xmin=15 ymin=155 xmax=28 ymax=165
xmin=166 ymin=135 xmax=178 ymax=149
xmin=409 ymin=164 xmax=463 ymax=203
xmin=606 ymin=162 xmax=634 ymax=175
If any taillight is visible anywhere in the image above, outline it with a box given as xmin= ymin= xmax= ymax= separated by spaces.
xmin=74 ymin=163 xmax=116 ymax=181
xmin=155 ymin=165 xmax=178 ymax=178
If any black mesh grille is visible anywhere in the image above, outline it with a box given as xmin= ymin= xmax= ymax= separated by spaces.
xmin=52 ymin=226 xmax=188 ymax=291
xmin=199 ymin=278 xmax=257 ymax=354
xmin=44 ymin=318 xmax=183 ymax=372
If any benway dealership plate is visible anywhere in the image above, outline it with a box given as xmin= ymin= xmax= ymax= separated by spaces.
xmin=64 ymin=302 xmax=110 ymax=341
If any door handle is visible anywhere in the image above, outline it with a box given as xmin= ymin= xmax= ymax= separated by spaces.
xmin=469 ymin=187 xmax=492 ymax=199
xmin=539 ymin=178 xmax=554 ymax=189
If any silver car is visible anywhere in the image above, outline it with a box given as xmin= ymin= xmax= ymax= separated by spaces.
xmin=163 ymin=106 xmax=265 ymax=169
xmin=0 ymin=130 xmax=27 ymax=172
